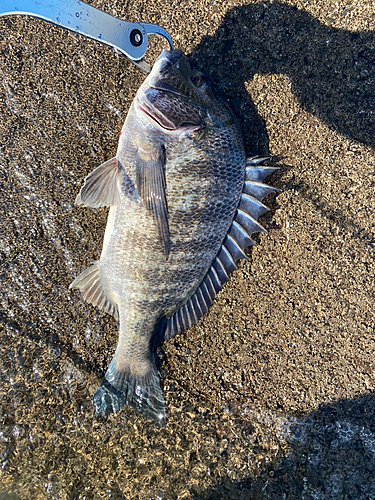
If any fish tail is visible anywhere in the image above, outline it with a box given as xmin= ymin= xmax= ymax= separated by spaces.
xmin=93 ymin=358 xmax=166 ymax=427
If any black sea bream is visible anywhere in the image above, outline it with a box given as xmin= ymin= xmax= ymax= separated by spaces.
xmin=70 ymin=49 xmax=277 ymax=426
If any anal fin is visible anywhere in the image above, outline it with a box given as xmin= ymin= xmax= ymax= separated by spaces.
xmin=69 ymin=262 xmax=118 ymax=321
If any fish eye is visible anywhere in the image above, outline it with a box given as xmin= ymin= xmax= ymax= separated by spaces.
xmin=191 ymin=74 xmax=205 ymax=87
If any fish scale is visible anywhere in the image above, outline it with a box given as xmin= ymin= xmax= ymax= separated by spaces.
xmin=70 ymin=49 xmax=278 ymax=426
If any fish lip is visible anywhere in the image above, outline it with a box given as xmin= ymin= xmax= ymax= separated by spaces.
xmin=154 ymin=49 xmax=185 ymax=73
xmin=139 ymin=104 xmax=175 ymax=131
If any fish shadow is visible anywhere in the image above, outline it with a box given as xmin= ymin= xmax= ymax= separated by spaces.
xmin=193 ymin=393 xmax=375 ymax=499
xmin=190 ymin=1 xmax=375 ymax=152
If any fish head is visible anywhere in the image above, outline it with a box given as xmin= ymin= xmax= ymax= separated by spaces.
xmin=135 ymin=49 xmax=226 ymax=137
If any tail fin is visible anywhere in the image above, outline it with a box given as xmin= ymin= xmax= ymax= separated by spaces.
xmin=93 ymin=359 xmax=166 ymax=427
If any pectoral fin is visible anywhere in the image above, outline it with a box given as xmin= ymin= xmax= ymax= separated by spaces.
xmin=75 ymin=157 xmax=133 ymax=208
xmin=135 ymin=146 xmax=171 ymax=258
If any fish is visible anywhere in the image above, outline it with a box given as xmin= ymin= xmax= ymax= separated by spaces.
xmin=70 ymin=48 xmax=278 ymax=427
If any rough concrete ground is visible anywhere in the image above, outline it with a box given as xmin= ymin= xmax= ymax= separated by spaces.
xmin=0 ymin=0 xmax=374 ymax=498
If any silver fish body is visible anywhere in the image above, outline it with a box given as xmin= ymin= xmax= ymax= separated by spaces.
xmin=71 ymin=49 xmax=278 ymax=426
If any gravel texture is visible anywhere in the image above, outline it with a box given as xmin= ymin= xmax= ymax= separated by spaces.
xmin=0 ymin=0 xmax=374 ymax=498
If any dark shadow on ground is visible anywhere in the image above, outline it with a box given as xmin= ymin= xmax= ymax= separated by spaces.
xmin=189 ymin=2 xmax=375 ymax=153
xmin=193 ymin=393 xmax=375 ymax=500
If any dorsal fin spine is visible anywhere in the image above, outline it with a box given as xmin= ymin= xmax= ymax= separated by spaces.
xmin=243 ymin=180 xmax=279 ymax=201
xmin=198 ymin=288 xmax=209 ymax=314
xmin=222 ymin=244 xmax=237 ymax=267
xmin=193 ymin=291 xmax=203 ymax=316
xmin=213 ymin=257 xmax=229 ymax=285
xmin=236 ymin=209 xmax=267 ymax=235
xmin=209 ymin=267 xmax=222 ymax=292
xmin=204 ymin=275 xmax=216 ymax=300
xmin=187 ymin=298 xmax=197 ymax=325
xmin=169 ymin=314 xmax=175 ymax=336
xmin=201 ymin=280 xmax=212 ymax=304
xmin=240 ymin=193 xmax=270 ymax=219
xmin=182 ymin=304 xmax=190 ymax=329
xmin=230 ymin=220 xmax=255 ymax=248
xmin=225 ymin=234 xmax=248 ymax=261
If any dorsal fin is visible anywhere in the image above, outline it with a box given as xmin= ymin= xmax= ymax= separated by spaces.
xmin=164 ymin=158 xmax=278 ymax=339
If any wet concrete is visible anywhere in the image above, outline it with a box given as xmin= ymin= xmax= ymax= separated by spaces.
xmin=0 ymin=0 xmax=374 ymax=498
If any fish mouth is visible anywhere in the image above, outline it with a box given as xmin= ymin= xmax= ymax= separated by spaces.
xmin=137 ymin=91 xmax=203 ymax=133
xmin=137 ymin=98 xmax=177 ymax=131
xmin=156 ymin=48 xmax=184 ymax=65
